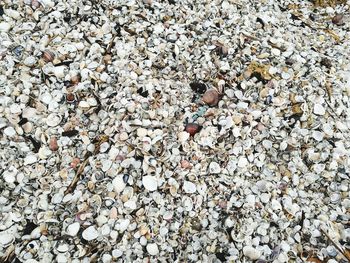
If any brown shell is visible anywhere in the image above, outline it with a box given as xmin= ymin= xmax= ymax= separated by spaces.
xmin=66 ymin=93 xmax=76 ymax=103
xmin=332 ymin=14 xmax=343 ymax=25
xmin=42 ymin=50 xmax=55 ymax=63
xmin=49 ymin=137 xmax=58 ymax=151
xmin=71 ymin=74 xmax=81 ymax=85
xmin=202 ymin=89 xmax=219 ymax=106
xmin=185 ymin=123 xmax=201 ymax=136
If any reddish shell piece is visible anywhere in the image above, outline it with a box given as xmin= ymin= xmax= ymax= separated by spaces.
xmin=31 ymin=0 xmax=41 ymax=9
xmin=202 ymin=89 xmax=219 ymax=106
xmin=70 ymin=158 xmax=80 ymax=169
xmin=185 ymin=123 xmax=200 ymax=136
xmin=49 ymin=137 xmax=58 ymax=151
xmin=180 ymin=160 xmax=191 ymax=169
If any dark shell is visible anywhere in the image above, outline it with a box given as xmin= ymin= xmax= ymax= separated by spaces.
xmin=190 ymin=82 xmax=207 ymax=94
xmin=185 ymin=123 xmax=201 ymax=136
xmin=332 ymin=14 xmax=343 ymax=25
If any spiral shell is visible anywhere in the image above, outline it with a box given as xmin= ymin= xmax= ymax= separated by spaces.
xmin=42 ymin=50 xmax=55 ymax=63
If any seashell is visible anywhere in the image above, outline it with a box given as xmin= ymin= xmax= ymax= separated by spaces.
xmin=82 ymin=226 xmax=99 ymax=241
xmin=237 ymin=156 xmax=248 ymax=168
xmin=71 ymin=74 xmax=81 ymax=85
xmin=137 ymin=127 xmax=148 ymax=138
xmin=113 ymin=175 xmax=126 ymax=193
xmin=185 ymin=123 xmax=201 ymax=136
xmin=183 ymin=181 xmax=196 ymax=194
xmin=3 ymin=170 xmax=16 ymax=184
xmin=202 ymin=89 xmax=219 ymax=106
xmin=4 ymin=126 xmax=16 ymax=137
xmin=178 ymin=131 xmax=190 ymax=142
xmin=66 ymin=93 xmax=76 ymax=103
xmin=49 ymin=137 xmax=58 ymax=151
xmin=313 ymin=104 xmax=325 ymax=115
xmin=209 ymin=162 xmax=221 ymax=174
xmin=70 ymin=158 xmax=80 ymax=169
xmin=118 ymin=219 xmax=130 ymax=232
xmin=103 ymin=54 xmax=112 ymax=64
xmin=57 ymin=243 xmax=69 ymax=253
xmin=110 ymin=207 xmax=118 ymax=219
xmin=312 ymin=131 xmax=324 ymax=141
xmin=146 ymin=243 xmax=159 ymax=256
xmin=87 ymin=181 xmax=95 ymax=191
xmin=142 ymin=176 xmax=158 ymax=191
xmin=243 ymin=246 xmax=261 ymax=260
xmin=46 ymin=113 xmax=61 ymax=127
xmin=332 ymin=14 xmax=343 ymax=25
xmin=0 ymin=22 xmax=11 ymax=32
xmin=180 ymin=160 xmax=191 ymax=169
xmin=251 ymin=129 xmax=259 ymax=137
xmin=42 ymin=50 xmax=55 ymax=63
xmin=78 ymin=101 xmax=90 ymax=109
xmin=24 ymin=154 xmax=37 ymax=165
xmin=53 ymin=66 xmax=66 ymax=78
xmin=31 ymin=0 xmax=41 ymax=9
xmin=0 ymin=233 xmax=14 ymax=247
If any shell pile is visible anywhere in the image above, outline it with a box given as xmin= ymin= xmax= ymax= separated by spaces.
xmin=0 ymin=0 xmax=350 ymax=262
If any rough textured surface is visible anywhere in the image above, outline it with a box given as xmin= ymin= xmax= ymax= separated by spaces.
xmin=1 ymin=0 xmax=350 ymax=262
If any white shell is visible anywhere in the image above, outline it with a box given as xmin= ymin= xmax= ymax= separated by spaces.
xmin=313 ymin=104 xmax=325 ymax=115
xmin=118 ymin=219 xmax=130 ymax=232
xmin=67 ymin=222 xmax=80 ymax=236
xmin=24 ymin=155 xmax=38 ymax=165
xmin=178 ymin=131 xmax=190 ymax=142
xmin=0 ymin=22 xmax=11 ymax=32
xmin=46 ymin=114 xmax=61 ymax=127
xmin=146 ymin=243 xmax=159 ymax=255
xmin=0 ymin=232 xmax=14 ymax=247
xmin=78 ymin=101 xmax=90 ymax=109
xmin=57 ymin=243 xmax=69 ymax=253
xmin=4 ymin=127 xmax=16 ymax=137
xmin=312 ymin=131 xmax=324 ymax=141
xmin=113 ymin=175 xmax=126 ymax=193
xmin=209 ymin=162 xmax=221 ymax=174
xmin=82 ymin=226 xmax=99 ymax=241
xmin=243 ymin=246 xmax=261 ymax=260
xmin=53 ymin=66 xmax=66 ymax=78
xmin=142 ymin=176 xmax=158 ymax=191
xmin=237 ymin=157 xmax=248 ymax=168
xmin=137 ymin=127 xmax=148 ymax=138
xmin=183 ymin=181 xmax=196 ymax=194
